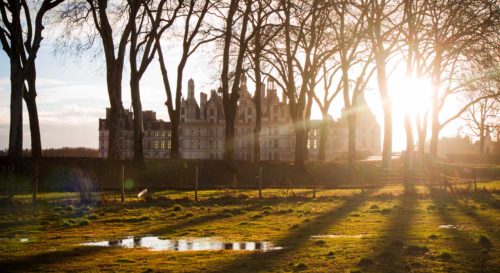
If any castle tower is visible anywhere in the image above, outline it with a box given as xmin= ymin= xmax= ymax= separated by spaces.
xmin=240 ymin=73 xmax=248 ymax=94
xmin=188 ymin=78 xmax=195 ymax=98
xmin=267 ymin=77 xmax=275 ymax=92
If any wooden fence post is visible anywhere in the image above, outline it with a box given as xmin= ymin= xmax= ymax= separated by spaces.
xmin=32 ymin=162 xmax=38 ymax=203
xmin=259 ymin=166 xmax=263 ymax=199
xmin=121 ymin=163 xmax=125 ymax=203
xmin=195 ymin=165 xmax=199 ymax=202
xmin=472 ymin=168 xmax=477 ymax=192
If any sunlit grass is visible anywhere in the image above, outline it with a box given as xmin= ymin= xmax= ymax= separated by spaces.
xmin=0 ymin=182 xmax=499 ymax=272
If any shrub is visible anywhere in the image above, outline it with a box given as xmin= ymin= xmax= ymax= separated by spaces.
xmin=69 ymin=168 xmax=97 ymax=205
xmin=173 ymin=205 xmax=183 ymax=212
xmin=438 ymin=251 xmax=452 ymax=261
xmin=357 ymin=257 xmax=374 ymax=267
xmin=406 ymin=245 xmax=429 ymax=255
xmin=479 ymin=235 xmax=493 ymax=249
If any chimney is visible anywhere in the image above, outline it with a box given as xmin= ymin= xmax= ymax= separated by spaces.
xmin=200 ymin=92 xmax=207 ymax=107
xmin=188 ymin=78 xmax=195 ymax=98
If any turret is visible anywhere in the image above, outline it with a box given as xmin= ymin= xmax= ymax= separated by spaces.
xmin=188 ymin=78 xmax=195 ymax=98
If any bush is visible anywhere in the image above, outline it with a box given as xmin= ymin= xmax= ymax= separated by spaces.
xmin=69 ymin=168 xmax=97 ymax=205
xmin=173 ymin=205 xmax=183 ymax=212
xmin=479 ymin=235 xmax=493 ymax=249
xmin=406 ymin=245 xmax=429 ymax=255
xmin=357 ymin=257 xmax=374 ymax=267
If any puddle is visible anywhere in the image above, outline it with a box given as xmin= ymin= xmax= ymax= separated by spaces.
xmin=438 ymin=225 xmax=461 ymax=229
xmin=311 ymin=234 xmax=367 ymax=239
xmin=20 ymin=238 xmax=29 ymax=242
xmin=82 ymin=236 xmax=281 ymax=252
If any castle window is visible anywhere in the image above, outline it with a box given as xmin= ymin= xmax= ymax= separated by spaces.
xmin=154 ymin=140 xmax=159 ymax=149
xmin=248 ymin=107 xmax=252 ymax=115
xmin=181 ymin=108 xmax=185 ymax=115
xmin=274 ymin=139 xmax=278 ymax=148
xmin=313 ymin=139 xmax=317 ymax=149
xmin=210 ymin=108 xmax=215 ymax=116
xmin=167 ymin=140 xmax=171 ymax=149
xmin=161 ymin=141 xmax=165 ymax=149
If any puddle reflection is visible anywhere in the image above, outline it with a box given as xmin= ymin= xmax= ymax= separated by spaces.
xmin=82 ymin=236 xmax=281 ymax=252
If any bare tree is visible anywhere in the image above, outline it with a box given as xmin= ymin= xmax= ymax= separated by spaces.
xmin=420 ymin=0 xmax=499 ymax=158
xmin=245 ymin=0 xmax=280 ymax=163
xmin=461 ymin=85 xmax=499 ymax=154
xmin=152 ymin=0 xmax=213 ymax=159
xmin=61 ymin=0 xmax=135 ymax=159
xmin=330 ymin=0 xmax=375 ymax=178
xmin=265 ymin=0 xmax=335 ymax=169
xmin=128 ymin=0 xmax=181 ymax=164
xmin=219 ymin=0 xmax=252 ymax=163
xmin=0 ymin=0 xmax=64 ymax=162
xmin=366 ymin=0 xmax=404 ymax=168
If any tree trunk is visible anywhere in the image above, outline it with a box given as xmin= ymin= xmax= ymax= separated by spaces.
xmin=375 ymin=53 xmax=392 ymax=168
xmin=130 ymin=75 xmax=144 ymax=164
xmin=170 ymin=117 xmax=180 ymax=159
xmin=347 ymin=109 xmax=356 ymax=183
xmin=318 ymin=111 xmax=328 ymax=161
xmin=252 ymin=23 xmax=262 ymax=163
xmin=9 ymin=60 xmax=24 ymax=161
xmin=404 ymin=113 xmax=414 ymax=185
xmin=294 ymin=119 xmax=306 ymax=170
xmin=107 ymin=66 xmax=124 ymax=160
xmin=24 ymin=89 xmax=42 ymax=159
xmin=253 ymin=78 xmax=262 ymax=163
xmin=478 ymin=126 xmax=485 ymax=154
xmin=430 ymin=50 xmax=442 ymax=159
xmin=224 ymin=111 xmax=236 ymax=162
xmin=381 ymin=100 xmax=393 ymax=168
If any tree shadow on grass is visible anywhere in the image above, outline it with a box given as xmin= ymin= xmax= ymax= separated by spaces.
xmin=362 ymin=185 xmax=418 ymax=273
xmin=204 ymin=192 xmax=370 ymax=273
xmin=144 ymin=195 xmax=346 ymax=237
xmin=0 ymin=246 xmax=106 ymax=273
xmin=428 ymin=187 xmax=499 ymax=273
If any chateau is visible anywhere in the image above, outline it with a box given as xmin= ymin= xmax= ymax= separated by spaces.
xmin=98 ymin=77 xmax=381 ymax=160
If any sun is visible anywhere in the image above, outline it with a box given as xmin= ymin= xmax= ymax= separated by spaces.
xmin=389 ymin=73 xmax=433 ymax=120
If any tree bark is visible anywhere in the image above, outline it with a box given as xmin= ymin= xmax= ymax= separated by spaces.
xmin=404 ymin=112 xmax=414 ymax=185
xmin=9 ymin=62 xmax=24 ymax=161
xmin=478 ymin=125 xmax=485 ymax=154
xmin=224 ymin=112 xmax=236 ymax=162
xmin=429 ymin=49 xmax=442 ymax=159
xmin=130 ymin=74 xmax=144 ymax=163
xmin=375 ymin=52 xmax=392 ymax=168
xmin=24 ymin=88 xmax=42 ymax=159
xmin=294 ymin=122 xmax=306 ymax=170
xmin=318 ymin=111 xmax=328 ymax=161
xmin=170 ymin=118 xmax=180 ymax=159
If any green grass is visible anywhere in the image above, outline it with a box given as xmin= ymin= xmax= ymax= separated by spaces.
xmin=0 ymin=182 xmax=499 ymax=272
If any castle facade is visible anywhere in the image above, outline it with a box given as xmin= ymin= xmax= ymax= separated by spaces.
xmin=98 ymin=77 xmax=381 ymax=160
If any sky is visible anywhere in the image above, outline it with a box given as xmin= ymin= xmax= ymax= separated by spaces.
xmin=0 ymin=37 xmax=464 ymax=153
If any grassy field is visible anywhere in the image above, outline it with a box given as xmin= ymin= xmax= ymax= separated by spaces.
xmin=0 ymin=182 xmax=499 ymax=272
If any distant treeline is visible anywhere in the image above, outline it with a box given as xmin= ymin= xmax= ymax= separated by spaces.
xmin=0 ymin=148 xmax=99 ymax=158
